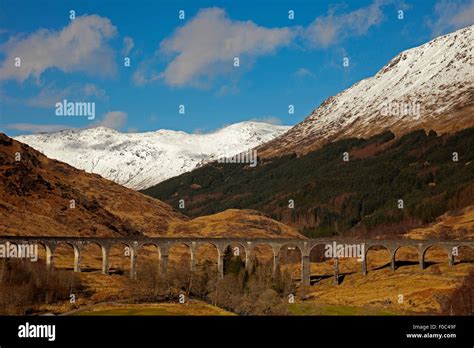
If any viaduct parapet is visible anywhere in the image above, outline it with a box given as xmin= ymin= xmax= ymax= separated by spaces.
xmin=1 ymin=236 xmax=472 ymax=286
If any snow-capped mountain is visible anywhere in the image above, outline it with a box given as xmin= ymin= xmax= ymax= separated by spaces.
xmin=259 ymin=25 xmax=474 ymax=158
xmin=15 ymin=122 xmax=290 ymax=190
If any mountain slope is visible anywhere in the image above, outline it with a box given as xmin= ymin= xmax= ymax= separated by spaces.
xmin=15 ymin=122 xmax=290 ymax=190
xmin=259 ymin=25 xmax=474 ymax=158
xmin=0 ymin=133 xmax=301 ymax=238
xmin=143 ymin=127 xmax=474 ymax=238
xmin=0 ymin=133 xmax=185 ymax=237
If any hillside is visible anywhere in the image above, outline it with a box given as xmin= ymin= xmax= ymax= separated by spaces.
xmin=142 ymin=127 xmax=474 ymax=238
xmin=0 ymin=133 xmax=300 ymax=238
xmin=168 ymin=209 xmax=302 ymax=238
xmin=0 ymin=132 xmax=184 ymax=237
xmin=15 ymin=122 xmax=290 ymax=190
xmin=258 ymin=25 xmax=474 ymax=158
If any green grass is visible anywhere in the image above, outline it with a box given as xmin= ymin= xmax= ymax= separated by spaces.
xmin=73 ymin=302 xmax=235 ymax=316
xmin=76 ymin=303 xmax=397 ymax=316
xmin=288 ymin=303 xmax=399 ymax=316
xmin=76 ymin=307 xmax=180 ymax=316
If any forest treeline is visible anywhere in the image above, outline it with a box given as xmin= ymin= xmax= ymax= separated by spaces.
xmin=143 ymin=128 xmax=474 ymax=238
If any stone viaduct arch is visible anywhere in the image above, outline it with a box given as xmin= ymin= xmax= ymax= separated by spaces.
xmin=0 ymin=237 xmax=471 ymax=286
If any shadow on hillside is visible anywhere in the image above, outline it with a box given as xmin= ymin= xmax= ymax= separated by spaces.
xmin=393 ymin=260 xmax=420 ymax=269
xmin=309 ymin=274 xmax=333 ymax=285
xmin=80 ymin=268 xmax=101 ymax=273
xmin=370 ymin=262 xmax=391 ymax=271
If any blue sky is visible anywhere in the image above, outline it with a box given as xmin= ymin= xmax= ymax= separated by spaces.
xmin=0 ymin=0 xmax=473 ymax=136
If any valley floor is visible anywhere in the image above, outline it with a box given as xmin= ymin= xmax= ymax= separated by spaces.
xmin=33 ymin=252 xmax=472 ymax=316
xmin=71 ymin=300 xmax=234 ymax=316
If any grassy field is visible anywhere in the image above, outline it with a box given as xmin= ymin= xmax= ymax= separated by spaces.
xmin=288 ymin=303 xmax=398 ymax=316
xmin=42 ymin=245 xmax=471 ymax=316
xmin=76 ymin=302 xmax=397 ymax=316
xmin=283 ymin=248 xmax=473 ymax=314
xmin=73 ymin=300 xmax=235 ymax=316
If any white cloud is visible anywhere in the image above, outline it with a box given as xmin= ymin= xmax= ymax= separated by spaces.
xmin=4 ymin=110 xmax=127 ymax=134
xmin=304 ymin=1 xmax=388 ymax=47
xmin=428 ymin=0 xmax=474 ymax=36
xmin=148 ymin=114 xmax=158 ymax=122
xmin=134 ymin=7 xmax=295 ymax=87
xmin=216 ymin=83 xmax=240 ymax=96
xmin=4 ymin=123 xmax=74 ymax=133
xmin=27 ymin=83 xmax=107 ymax=108
xmin=249 ymin=116 xmax=283 ymax=125
xmin=0 ymin=15 xmax=117 ymax=82
xmin=83 ymin=83 xmax=107 ymax=99
xmin=133 ymin=4 xmax=394 ymax=88
xmin=294 ymin=67 xmax=314 ymax=78
xmin=132 ymin=58 xmax=161 ymax=85
xmin=122 ymin=36 xmax=134 ymax=56
xmin=192 ymin=128 xmax=205 ymax=134
xmin=127 ymin=127 xmax=139 ymax=133
xmin=92 ymin=111 xmax=127 ymax=130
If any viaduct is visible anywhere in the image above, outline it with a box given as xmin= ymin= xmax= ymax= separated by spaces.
xmin=0 ymin=236 xmax=472 ymax=286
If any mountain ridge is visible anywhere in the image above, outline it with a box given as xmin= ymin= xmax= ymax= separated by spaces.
xmin=0 ymin=132 xmax=301 ymax=238
xmin=15 ymin=121 xmax=290 ymax=190
xmin=142 ymin=127 xmax=474 ymax=238
xmin=258 ymin=25 xmax=474 ymax=158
